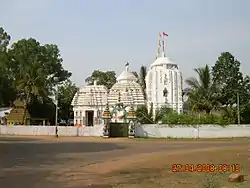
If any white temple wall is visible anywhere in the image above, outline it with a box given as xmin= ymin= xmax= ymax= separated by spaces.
xmin=73 ymin=105 xmax=105 ymax=126
xmin=1 ymin=124 xmax=250 ymax=138
xmin=146 ymin=67 xmax=183 ymax=114
xmin=135 ymin=124 xmax=250 ymax=138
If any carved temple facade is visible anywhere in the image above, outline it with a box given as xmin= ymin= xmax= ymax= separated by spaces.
xmin=146 ymin=51 xmax=183 ymax=114
xmin=71 ymin=64 xmax=145 ymax=126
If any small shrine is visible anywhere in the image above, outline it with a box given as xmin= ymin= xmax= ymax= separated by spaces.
xmin=71 ymin=81 xmax=108 ymax=126
xmin=5 ymin=100 xmax=50 ymax=125
xmin=6 ymin=100 xmax=31 ymax=125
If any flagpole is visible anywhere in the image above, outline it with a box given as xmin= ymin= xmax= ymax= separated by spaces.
xmin=162 ymin=39 xmax=165 ymax=56
xmin=164 ymin=37 xmax=166 ymax=56
xmin=157 ymin=32 xmax=161 ymax=58
xmin=162 ymin=32 xmax=168 ymax=57
xmin=162 ymin=35 xmax=165 ymax=57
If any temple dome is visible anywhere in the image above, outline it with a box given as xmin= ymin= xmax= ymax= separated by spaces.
xmin=71 ymin=83 xmax=108 ymax=106
xmin=108 ymin=64 xmax=145 ymax=106
xmin=117 ymin=71 xmax=137 ymax=83
xmin=149 ymin=54 xmax=177 ymax=70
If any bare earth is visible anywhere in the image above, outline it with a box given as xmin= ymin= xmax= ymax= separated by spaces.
xmin=0 ymin=136 xmax=249 ymax=188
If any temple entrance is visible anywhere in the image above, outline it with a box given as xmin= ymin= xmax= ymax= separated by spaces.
xmin=85 ymin=110 xmax=94 ymax=126
xmin=109 ymin=123 xmax=128 ymax=137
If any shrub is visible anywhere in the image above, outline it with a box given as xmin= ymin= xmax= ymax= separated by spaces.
xmin=160 ymin=112 xmax=233 ymax=126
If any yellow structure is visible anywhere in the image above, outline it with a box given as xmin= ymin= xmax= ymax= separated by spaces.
xmin=6 ymin=100 xmax=31 ymax=125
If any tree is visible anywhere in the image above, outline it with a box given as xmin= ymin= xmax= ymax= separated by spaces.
xmin=28 ymin=97 xmax=56 ymax=124
xmin=85 ymin=70 xmax=116 ymax=89
xmin=241 ymin=102 xmax=250 ymax=124
xmin=0 ymin=27 xmax=10 ymax=51
xmin=0 ymin=27 xmax=15 ymax=107
xmin=57 ymin=80 xmax=77 ymax=122
xmin=8 ymin=38 xmax=71 ymax=123
xmin=136 ymin=103 xmax=170 ymax=124
xmin=212 ymin=52 xmax=250 ymax=123
xmin=139 ymin=66 xmax=147 ymax=99
xmin=212 ymin=52 xmax=249 ymax=107
xmin=132 ymin=71 xmax=139 ymax=81
xmin=185 ymin=64 xmax=220 ymax=114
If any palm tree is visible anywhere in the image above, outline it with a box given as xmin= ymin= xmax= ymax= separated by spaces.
xmin=139 ymin=66 xmax=147 ymax=99
xmin=185 ymin=64 xmax=220 ymax=114
xmin=136 ymin=104 xmax=153 ymax=124
xmin=136 ymin=103 xmax=172 ymax=124
xmin=15 ymin=61 xmax=50 ymax=124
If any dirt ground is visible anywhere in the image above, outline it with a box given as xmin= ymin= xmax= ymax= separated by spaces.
xmin=0 ymin=136 xmax=249 ymax=188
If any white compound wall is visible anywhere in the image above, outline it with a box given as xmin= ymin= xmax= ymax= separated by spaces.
xmin=1 ymin=124 xmax=250 ymax=138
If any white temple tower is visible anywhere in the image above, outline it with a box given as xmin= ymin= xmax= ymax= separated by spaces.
xmin=145 ymin=33 xmax=183 ymax=114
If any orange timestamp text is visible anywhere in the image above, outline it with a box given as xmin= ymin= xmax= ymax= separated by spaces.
xmin=172 ymin=163 xmax=240 ymax=173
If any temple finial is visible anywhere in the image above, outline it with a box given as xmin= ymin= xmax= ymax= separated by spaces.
xmin=125 ymin=62 xmax=129 ymax=72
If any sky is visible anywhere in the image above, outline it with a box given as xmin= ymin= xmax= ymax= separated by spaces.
xmin=1 ymin=0 xmax=250 ymax=87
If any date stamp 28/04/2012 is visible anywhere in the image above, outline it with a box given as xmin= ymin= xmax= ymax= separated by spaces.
xmin=172 ymin=164 xmax=241 ymax=173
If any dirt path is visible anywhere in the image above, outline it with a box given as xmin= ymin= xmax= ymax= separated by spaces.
xmin=0 ymin=136 xmax=249 ymax=188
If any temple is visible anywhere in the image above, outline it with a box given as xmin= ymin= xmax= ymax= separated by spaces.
xmin=71 ymin=80 xmax=108 ymax=126
xmin=71 ymin=63 xmax=145 ymax=126
xmin=145 ymin=33 xmax=183 ymax=114
xmin=72 ymin=33 xmax=183 ymax=127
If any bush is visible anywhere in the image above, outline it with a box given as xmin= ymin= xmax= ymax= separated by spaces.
xmin=160 ymin=112 xmax=233 ymax=126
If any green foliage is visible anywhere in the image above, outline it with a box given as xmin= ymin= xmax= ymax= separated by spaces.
xmin=7 ymin=38 xmax=71 ymax=123
xmin=139 ymin=66 xmax=147 ymax=99
xmin=28 ymin=97 xmax=55 ymax=122
xmin=211 ymin=52 xmax=250 ymax=123
xmin=85 ymin=70 xmax=116 ymax=89
xmin=212 ymin=52 xmax=244 ymax=106
xmin=136 ymin=104 xmax=153 ymax=124
xmin=136 ymin=104 xmax=172 ymax=124
xmin=185 ymin=64 xmax=220 ymax=114
xmin=240 ymin=102 xmax=250 ymax=124
xmin=185 ymin=52 xmax=250 ymax=124
xmin=0 ymin=26 xmax=72 ymax=124
xmin=0 ymin=27 xmax=16 ymax=107
xmin=212 ymin=52 xmax=250 ymax=107
xmin=0 ymin=27 xmax=10 ymax=51
xmin=57 ymin=80 xmax=77 ymax=122
xmin=161 ymin=112 xmax=233 ymax=126
xmin=131 ymin=71 xmax=139 ymax=81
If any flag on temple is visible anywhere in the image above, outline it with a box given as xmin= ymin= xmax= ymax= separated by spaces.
xmin=125 ymin=62 xmax=129 ymax=66
xmin=163 ymin=32 xmax=168 ymax=36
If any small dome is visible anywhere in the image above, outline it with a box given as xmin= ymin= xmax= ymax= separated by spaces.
xmin=117 ymin=71 xmax=137 ymax=83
